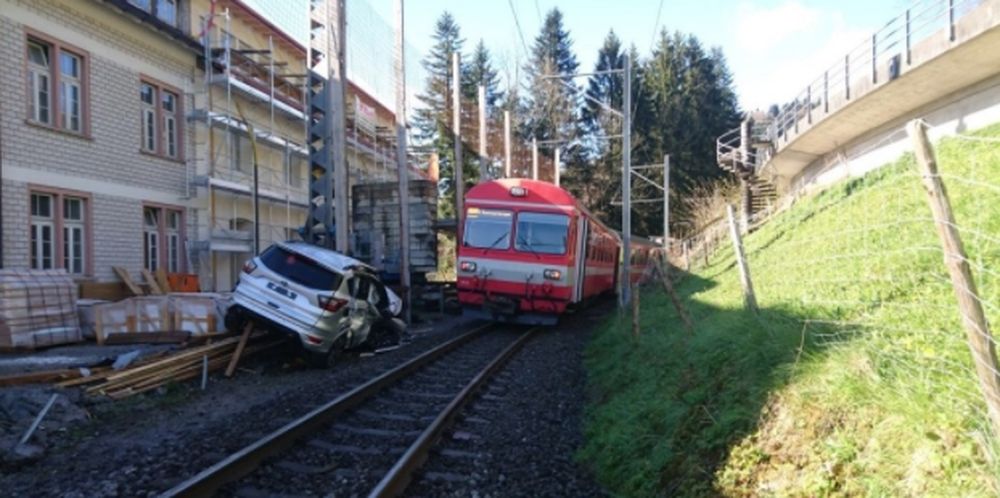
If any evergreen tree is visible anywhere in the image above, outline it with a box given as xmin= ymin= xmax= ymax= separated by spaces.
xmin=411 ymin=12 xmax=480 ymax=218
xmin=523 ymin=7 xmax=583 ymax=174
xmin=463 ymin=40 xmax=504 ymax=109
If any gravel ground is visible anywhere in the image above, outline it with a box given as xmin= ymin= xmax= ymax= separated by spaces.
xmin=406 ymin=306 xmax=608 ymax=498
xmin=0 ymin=303 xmax=608 ymax=497
xmin=0 ymin=313 xmax=480 ymax=497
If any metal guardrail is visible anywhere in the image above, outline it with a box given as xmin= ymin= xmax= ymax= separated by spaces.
xmin=768 ymin=0 xmax=983 ymax=146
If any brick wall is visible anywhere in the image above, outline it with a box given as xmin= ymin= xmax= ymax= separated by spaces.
xmin=0 ymin=1 xmax=196 ymax=281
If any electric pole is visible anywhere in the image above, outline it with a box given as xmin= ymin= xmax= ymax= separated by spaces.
xmin=503 ymin=110 xmax=511 ymax=178
xmin=554 ymin=147 xmax=561 ymax=187
xmin=531 ymin=137 xmax=538 ymax=180
xmin=452 ymin=52 xmax=463 ymax=225
xmin=621 ymin=53 xmax=632 ymax=306
xmin=394 ymin=0 xmax=411 ymax=324
xmin=478 ymin=84 xmax=488 ymax=181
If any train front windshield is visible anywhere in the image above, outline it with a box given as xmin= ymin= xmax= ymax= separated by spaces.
xmin=515 ymin=212 xmax=569 ymax=255
xmin=463 ymin=208 xmax=513 ymax=250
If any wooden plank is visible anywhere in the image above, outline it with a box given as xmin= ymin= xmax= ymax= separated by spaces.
xmin=113 ymin=267 xmax=144 ymax=296
xmin=79 ymin=282 xmax=130 ymax=301
xmin=143 ymin=269 xmax=164 ymax=295
xmin=100 ymin=336 xmax=242 ymax=383
xmin=102 ymin=331 xmax=191 ymax=345
xmin=225 ymin=322 xmax=254 ymax=377
xmin=0 ymin=368 xmax=81 ymax=387
xmin=155 ymin=268 xmax=172 ymax=293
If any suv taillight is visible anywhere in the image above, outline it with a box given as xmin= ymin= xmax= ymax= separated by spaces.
xmin=318 ymin=295 xmax=348 ymax=313
xmin=242 ymin=260 xmax=258 ymax=274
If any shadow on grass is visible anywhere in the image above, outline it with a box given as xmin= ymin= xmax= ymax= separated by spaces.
xmin=580 ymin=269 xmax=840 ymax=497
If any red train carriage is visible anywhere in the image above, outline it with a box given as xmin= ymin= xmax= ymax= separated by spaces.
xmin=456 ymin=178 xmax=662 ymax=325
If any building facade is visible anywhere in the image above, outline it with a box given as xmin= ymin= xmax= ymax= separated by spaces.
xmin=0 ymin=0 xmax=424 ymax=291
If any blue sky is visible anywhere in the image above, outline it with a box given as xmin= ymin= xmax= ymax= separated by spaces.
xmin=381 ymin=0 xmax=913 ymax=111
xmin=251 ymin=0 xmax=915 ymax=111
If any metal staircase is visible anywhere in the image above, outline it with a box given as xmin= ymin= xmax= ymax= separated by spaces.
xmin=716 ymin=118 xmax=778 ymax=221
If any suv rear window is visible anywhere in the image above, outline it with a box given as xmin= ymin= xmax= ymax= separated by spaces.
xmin=259 ymin=245 xmax=343 ymax=290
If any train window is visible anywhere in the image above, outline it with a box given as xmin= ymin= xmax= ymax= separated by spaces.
xmin=515 ymin=212 xmax=570 ymax=255
xmin=463 ymin=208 xmax=513 ymax=250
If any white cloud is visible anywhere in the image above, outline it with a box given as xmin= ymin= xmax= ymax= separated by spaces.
xmin=735 ymin=1 xmax=823 ymax=53
xmin=728 ymin=3 xmax=876 ymax=110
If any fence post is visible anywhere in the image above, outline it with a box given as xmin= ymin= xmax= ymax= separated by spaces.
xmin=631 ymin=282 xmax=640 ymax=338
xmin=908 ymin=120 xmax=1000 ymax=437
xmin=727 ymin=204 xmax=758 ymax=313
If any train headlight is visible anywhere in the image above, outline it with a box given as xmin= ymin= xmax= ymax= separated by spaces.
xmin=543 ymin=269 xmax=562 ymax=280
xmin=459 ymin=261 xmax=477 ymax=272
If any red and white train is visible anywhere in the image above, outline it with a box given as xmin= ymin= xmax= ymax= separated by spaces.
xmin=456 ymin=178 xmax=663 ymax=325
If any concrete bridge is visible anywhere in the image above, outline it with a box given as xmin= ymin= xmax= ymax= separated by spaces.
xmin=721 ymin=0 xmax=1000 ymax=206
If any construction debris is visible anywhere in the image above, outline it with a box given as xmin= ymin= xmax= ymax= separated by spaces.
xmin=0 ymin=270 xmax=81 ymax=350
xmin=69 ymin=333 xmax=285 ymax=399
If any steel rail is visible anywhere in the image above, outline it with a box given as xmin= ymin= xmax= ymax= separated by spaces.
xmin=368 ymin=327 xmax=540 ymax=497
xmin=159 ymin=323 xmax=494 ymax=498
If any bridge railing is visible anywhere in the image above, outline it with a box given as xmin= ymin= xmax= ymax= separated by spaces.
xmin=769 ymin=0 xmax=985 ymax=147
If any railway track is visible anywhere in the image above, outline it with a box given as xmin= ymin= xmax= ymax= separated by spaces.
xmin=160 ymin=324 xmax=538 ymax=497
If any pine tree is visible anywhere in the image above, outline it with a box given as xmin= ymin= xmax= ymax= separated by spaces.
xmin=413 ymin=12 xmax=463 ymax=145
xmin=411 ymin=12 xmax=480 ymax=218
xmin=523 ymin=7 xmax=582 ymax=169
xmin=463 ymin=40 xmax=503 ymax=109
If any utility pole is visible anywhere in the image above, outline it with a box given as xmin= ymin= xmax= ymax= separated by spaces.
xmin=478 ymin=84 xmax=488 ymax=181
xmin=503 ymin=110 xmax=511 ymax=178
xmin=554 ymin=147 xmax=561 ymax=187
xmin=531 ymin=137 xmax=538 ymax=180
xmin=621 ymin=53 xmax=632 ymax=306
xmin=452 ymin=52 xmax=463 ymax=224
xmin=663 ymin=154 xmax=670 ymax=253
xmin=394 ymin=0 xmax=411 ymax=324
xmin=305 ymin=0 xmax=348 ymax=251
xmin=331 ymin=0 xmax=349 ymax=253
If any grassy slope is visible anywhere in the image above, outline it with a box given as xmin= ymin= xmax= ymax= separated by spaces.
xmin=581 ymin=124 xmax=1000 ymax=497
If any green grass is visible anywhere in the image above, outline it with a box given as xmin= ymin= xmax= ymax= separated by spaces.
xmin=581 ymin=124 xmax=1000 ymax=497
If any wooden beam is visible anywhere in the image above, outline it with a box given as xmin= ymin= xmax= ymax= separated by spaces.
xmin=113 ymin=267 xmax=144 ymax=296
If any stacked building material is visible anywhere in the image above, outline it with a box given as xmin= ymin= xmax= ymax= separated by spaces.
xmin=352 ymin=180 xmax=439 ymax=281
xmin=0 ymin=270 xmax=81 ymax=349
xmin=93 ymin=294 xmax=227 ymax=344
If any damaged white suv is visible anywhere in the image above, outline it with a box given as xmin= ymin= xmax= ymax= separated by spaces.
xmin=224 ymin=241 xmax=405 ymax=367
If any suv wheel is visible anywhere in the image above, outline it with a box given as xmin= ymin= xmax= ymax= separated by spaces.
xmin=224 ymin=306 xmax=247 ymax=333
xmin=307 ymin=336 xmax=346 ymax=369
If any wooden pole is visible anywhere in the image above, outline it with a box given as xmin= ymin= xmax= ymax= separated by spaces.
xmin=908 ymin=119 xmax=1000 ymax=436
xmin=654 ymin=262 xmax=694 ymax=335
xmin=225 ymin=321 xmax=253 ymax=377
xmin=727 ymin=204 xmax=758 ymax=313
xmin=631 ymin=282 xmax=640 ymax=338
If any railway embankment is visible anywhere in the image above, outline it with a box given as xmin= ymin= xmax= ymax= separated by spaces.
xmin=581 ymin=124 xmax=1000 ymax=496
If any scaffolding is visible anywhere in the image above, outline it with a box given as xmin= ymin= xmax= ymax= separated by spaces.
xmin=186 ymin=4 xmax=430 ymax=291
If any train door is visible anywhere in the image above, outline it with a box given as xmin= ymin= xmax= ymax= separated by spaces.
xmin=573 ymin=217 xmax=588 ymax=302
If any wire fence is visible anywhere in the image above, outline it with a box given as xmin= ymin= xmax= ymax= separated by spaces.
xmin=677 ymin=121 xmax=1000 ymax=491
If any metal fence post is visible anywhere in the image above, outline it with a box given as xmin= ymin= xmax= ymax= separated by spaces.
xmin=845 ymin=54 xmax=851 ymax=100
xmin=906 ymin=8 xmax=912 ymax=65
xmin=948 ymin=0 xmax=956 ymax=41
xmin=871 ymin=33 xmax=878 ymax=85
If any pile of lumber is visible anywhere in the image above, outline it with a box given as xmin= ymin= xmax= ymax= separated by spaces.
xmin=59 ymin=333 xmax=284 ymax=399
xmin=0 ymin=269 xmax=81 ymax=349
